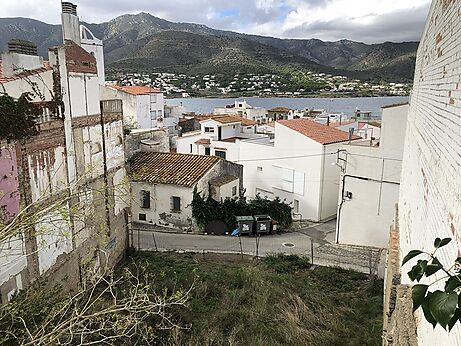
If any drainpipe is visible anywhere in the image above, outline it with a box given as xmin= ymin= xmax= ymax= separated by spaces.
xmin=335 ymin=174 xmax=400 ymax=244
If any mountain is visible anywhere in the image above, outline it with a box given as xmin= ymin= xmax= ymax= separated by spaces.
xmin=0 ymin=13 xmax=419 ymax=81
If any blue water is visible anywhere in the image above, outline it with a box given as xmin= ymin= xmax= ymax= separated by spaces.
xmin=167 ymin=96 xmax=409 ymax=117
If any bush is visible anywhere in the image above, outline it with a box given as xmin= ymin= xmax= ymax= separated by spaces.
xmin=191 ymin=189 xmax=292 ymax=231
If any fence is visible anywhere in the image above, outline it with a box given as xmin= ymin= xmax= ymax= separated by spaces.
xmin=131 ymin=228 xmax=386 ymax=278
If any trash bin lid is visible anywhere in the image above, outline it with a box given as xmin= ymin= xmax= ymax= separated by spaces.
xmin=254 ymin=215 xmax=272 ymax=221
xmin=236 ymin=216 xmax=255 ymax=222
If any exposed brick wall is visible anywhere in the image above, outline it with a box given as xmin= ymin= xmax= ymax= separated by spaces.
xmin=397 ymin=0 xmax=461 ymax=344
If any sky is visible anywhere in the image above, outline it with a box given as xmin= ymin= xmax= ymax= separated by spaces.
xmin=0 ymin=0 xmax=432 ymax=43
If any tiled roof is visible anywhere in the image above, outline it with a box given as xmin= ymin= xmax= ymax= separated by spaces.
xmin=210 ymin=175 xmax=238 ymax=187
xmin=277 ymin=119 xmax=361 ymax=145
xmin=64 ymin=41 xmax=97 ymax=74
xmin=200 ymin=115 xmax=257 ymax=126
xmin=111 ymin=85 xmax=161 ymax=95
xmin=269 ymin=107 xmax=292 ymax=112
xmin=0 ymin=61 xmax=52 ymax=84
xmin=129 ymin=152 xmax=220 ymax=187
xmin=195 ymin=138 xmax=211 ymax=145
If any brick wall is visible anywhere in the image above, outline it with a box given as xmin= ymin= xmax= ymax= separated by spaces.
xmin=396 ymin=0 xmax=461 ymax=344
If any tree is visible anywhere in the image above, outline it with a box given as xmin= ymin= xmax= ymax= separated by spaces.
xmin=403 ymin=237 xmax=461 ymax=330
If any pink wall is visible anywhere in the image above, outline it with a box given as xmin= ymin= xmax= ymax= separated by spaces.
xmin=0 ymin=145 xmax=20 ymax=222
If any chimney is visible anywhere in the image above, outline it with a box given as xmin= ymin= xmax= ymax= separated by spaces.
xmin=61 ymin=2 xmax=81 ymax=45
xmin=1 ymin=39 xmax=43 ymax=77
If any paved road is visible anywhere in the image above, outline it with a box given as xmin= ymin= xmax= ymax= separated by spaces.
xmin=134 ymin=230 xmax=315 ymax=257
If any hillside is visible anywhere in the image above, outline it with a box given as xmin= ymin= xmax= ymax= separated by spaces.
xmin=0 ymin=13 xmax=418 ymax=81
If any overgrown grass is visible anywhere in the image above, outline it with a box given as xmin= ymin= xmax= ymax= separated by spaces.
xmin=124 ymin=252 xmax=383 ymax=346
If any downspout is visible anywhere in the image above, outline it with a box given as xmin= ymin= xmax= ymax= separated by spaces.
xmin=335 ymin=174 xmax=400 ymax=244
xmin=317 ymin=145 xmax=326 ymax=222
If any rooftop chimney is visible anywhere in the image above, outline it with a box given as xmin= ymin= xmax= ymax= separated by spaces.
xmin=61 ymin=2 xmax=81 ymax=45
xmin=1 ymin=39 xmax=43 ymax=77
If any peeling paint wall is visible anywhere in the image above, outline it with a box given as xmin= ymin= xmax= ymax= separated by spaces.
xmin=396 ymin=0 xmax=461 ymax=344
xmin=0 ymin=145 xmax=20 ymax=221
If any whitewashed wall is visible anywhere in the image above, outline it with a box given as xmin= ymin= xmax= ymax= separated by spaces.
xmin=399 ymin=1 xmax=461 ymax=344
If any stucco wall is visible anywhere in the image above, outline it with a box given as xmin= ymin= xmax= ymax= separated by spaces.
xmin=396 ymin=0 xmax=461 ymax=344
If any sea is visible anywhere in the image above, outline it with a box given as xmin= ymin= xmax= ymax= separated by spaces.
xmin=167 ymin=96 xmax=409 ymax=118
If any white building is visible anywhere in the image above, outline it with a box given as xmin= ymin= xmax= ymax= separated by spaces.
xmin=214 ymin=100 xmax=268 ymax=124
xmin=100 ymin=85 xmax=166 ymax=130
xmin=176 ymin=115 xmax=269 ymax=162
xmin=240 ymin=119 xmax=361 ymax=222
xmin=383 ymin=1 xmax=461 ymax=344
xmin=129 ymin=152 xmax=243 ymax=231
xmin=335 ymin=103 xmax=408 ymax=248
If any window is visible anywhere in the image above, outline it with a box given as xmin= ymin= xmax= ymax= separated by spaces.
xmin=294 ymin=200 xmax=300 ymax=214
xmin=139 ymin=213 xmax=146 ymax=221
xmin=215 ymin=150 xmax=226 ymax=159
xmin=91 ymin=142 xmax=102 ymax=155
xmin=232 ymin=186 xmax=237 ymax=197
xmin=140 ymin=190 xmax=150 ymax=209
xmin=204 ymin=127 xmax=214 ymax=133
xmin=205 ymin=147 xmax=211 ymax=156
xmin=190 ymin=144 xmax=193 ymax=153
xmin=257 ymin=166 xmax=263 ymax=172
xmin=172 ymin=196 xmax=181 ymax=212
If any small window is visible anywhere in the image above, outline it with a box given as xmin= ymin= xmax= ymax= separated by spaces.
xmin=204 ymin=127 xmax=214 ymax=133
xmin=172 ymin=196 xmax=181 ymax=212
xmin=232 ymin=186 xmax=237 ymax=197
xmin=215 ymin=150 xmax=226 ymax=160
xmin=233 ymin=125 xmax=236 ymax=129
xmin=205 ymin=147 xmax=211 ymax=156
xmin=257 ymin=166 xmax=263 ymax=172
xmin=139 ymin=213 xmax=147 ymax=221
xmin=115 ymin=135 xmax=123 ymax=146
xmin=140 ymin=190 xmax=150 ymax=209
xmin=294 ymin=200 xmax=300 ymax=214
xmin=190 ymin=144 xmax=193 ymax=153
xmin=91 ymin=142 xmax=102 ymax=155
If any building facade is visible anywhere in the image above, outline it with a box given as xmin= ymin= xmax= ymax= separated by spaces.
xmin=240 ymin=119 xmax=361 ymax=222
xmin=129 ymin=152 xmax=243 ymax=232
xmin=383 ymin=1 xmax=461 ymax=344
xmin=336 ymin=103 xmax=408 ymax=248
xmin=214 ymin=100 xmax=268 ymax=124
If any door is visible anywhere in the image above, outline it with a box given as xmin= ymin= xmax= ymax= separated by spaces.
xmin=218 ymin=126 xmax=222 ymax=141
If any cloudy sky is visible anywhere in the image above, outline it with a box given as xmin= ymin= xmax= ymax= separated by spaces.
xmin=1 ymin=0 xmax=431 ymax=43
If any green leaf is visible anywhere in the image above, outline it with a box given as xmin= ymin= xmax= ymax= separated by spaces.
xmin=402 ymin=250 xmax=424 ymax=266
xmin=408 ymin=260 xmax=428 ymax=282
xmin=412 ymin=285 xmax=429 ymax=312
xmin=422 ymin=294 xmax=437 ymax=328
xmin=426 ymin=258 xmax=443 ymax=277
xmin=445 ymin=276 xmax=461 ymax=292
xmin=434 ymin=238 xmax=452 ymax=249
xmin=427 ymin=290 xmax=458 ymax=329
xmin=448 ymin=307 xmax=461 ymax=331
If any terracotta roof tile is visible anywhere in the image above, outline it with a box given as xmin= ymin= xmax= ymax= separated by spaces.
xmin=64 ymin=41 xmax=97 ymax=74
xmin=210 ymin=175 xmax=238 ymax=187
xmin=129 ymin=152 xmax=220 ymax=187
xmin=277 ymin=119 xmax=361 ymax=145
xmin=200 ymin=115 xmax=257 ymax=126
xmin=195 ymin=138 xmax=211 ymax=145
xmin=111 ymin=85 xmax=162 ymax=95
xmin=269 ymin=107 xmax=292 ymax=112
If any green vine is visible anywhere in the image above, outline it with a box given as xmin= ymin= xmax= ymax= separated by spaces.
xmin=403 ymin=237 xmax=461 ymax=330
xmin=191 ymin=188 xmax=293 ymax=231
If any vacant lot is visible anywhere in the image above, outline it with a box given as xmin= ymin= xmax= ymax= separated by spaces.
xmin=126 ymin=252 xmax=383 ymax=346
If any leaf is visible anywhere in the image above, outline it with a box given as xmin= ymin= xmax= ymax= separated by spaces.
xmin=427 ymin=290 xmax=458 ymax=329
xmin=412 ymin=285 xmax=429 ymax=312
xmin=426 ymin=257 xmax=443 ymax=277
xmin=448 ymin=307 xmax=461 ymax=331
xmin=408 ymin=260 xmax=428 ymax=282
xmin=421 ymin=294 xmax=437 ymax=328
xmin=445 ymin=276 xmax=461 ymax=292
xmin=402 ymin=250 xmax=424 ymax=266
xmin=434 ymin=238 xmax=452 ymax=249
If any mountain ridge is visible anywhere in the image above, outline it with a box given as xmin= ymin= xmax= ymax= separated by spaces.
xmin=0 ymin=13 xmax=419 ymax=81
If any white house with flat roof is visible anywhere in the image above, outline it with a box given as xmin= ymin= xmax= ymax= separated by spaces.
xmin=214 ymin=100 xmax=268 ymax=124
xmin=335 ymin=103 xmax=408 ymax=248
xmin=101 ymin=85 xmax=166 ymax=130
xmin=176 ymin=115 xmax=270 ymax=162
xmin=239 ymin=119 xmax=361 ymax=222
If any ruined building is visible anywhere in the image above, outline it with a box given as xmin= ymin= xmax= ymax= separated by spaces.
xmin=383 ymin=0 xmax=461 ymax=344
xmin=0 ymin=2 xmax=128 ymax=302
